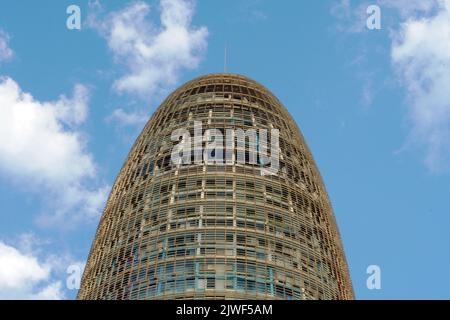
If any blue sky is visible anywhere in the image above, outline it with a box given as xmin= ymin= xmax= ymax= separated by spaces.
xmin=0 ymin=0 xmax=449 ymax=299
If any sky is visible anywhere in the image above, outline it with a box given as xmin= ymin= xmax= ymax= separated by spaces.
xmin=0 ymin=0 xmax=449 ymax=300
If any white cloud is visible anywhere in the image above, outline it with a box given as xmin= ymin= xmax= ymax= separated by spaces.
xmin=330 ymin=0 xmax=370 ymax=33
xmin=361 ymin=79 xmax=374 ymax=107
xmin=239 ymin=0 xmax=267 ymax=23
xmin=0 ymin=78 xmax=93 ymax=184
xmin=0 ymin=77 xmax=108 ymax=226
xmin=0 ymin=29 xmax=13 ymax=62
xmin=51 ymin=84 xmax=90 ymax=127
xmin=331 ymin=0 xmax=450 ymax=171
xmin=0 ymin=241 xmax=64 ymax=300
xmin=379 ymin=0 xmax=439 ymax=18
xmin=331 ymin=0 xmax=439 ymax=33
xmin=39 ymin=184 xmax=110 ymax=226
xmin=391 ymin=0 xmax=450 ymax=171
xmin=89 ymin=0 xmax=208 ymax=98
xmin=107 ymin=108 xmax=148 ymax=127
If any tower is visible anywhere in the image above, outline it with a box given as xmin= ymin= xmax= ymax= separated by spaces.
xmin=77 ymin=74 xmax=354 ymax=300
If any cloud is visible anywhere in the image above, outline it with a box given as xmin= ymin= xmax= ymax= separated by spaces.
xmin=361 ymin=79 xmax=374 ymax=107
xmin=331 ymin=0 xmax=450 ymax=171
xmin=107 ymin=108 xmax=148 ymax=127
xmin=239 ymin=0 xmax=267 ymax=23
xmin=330 ymin=0 xmax=370 ymax=33
xmin=0 ymin=78 xmax=93 ymax=184
xmin=0 ymin=77 xmax=108 ymax=226
xmin=331 ymin=0 xmax=439 ymax=33
xmin=0 ymin=29 xmax=13 ymax=62
xmin=0 ymin=241 xmax=64 ymax=299
xmin=378 ymin=0 xmax=439 ymax=18
xmin=0 ymin=233 xmax=87 ymax=299
xmin=39 ymin=184 xmax=110 ymax=226
xmin=89 ymin=0 xmax=208 ymax=98
xmin=391 ymin=0 xmax=450 ymax=171
xmin=52 ymin=84 xmax=90 ymax=127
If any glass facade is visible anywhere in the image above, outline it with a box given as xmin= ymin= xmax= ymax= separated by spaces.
xmin=77 ymin=74 xmax=354 ymax=300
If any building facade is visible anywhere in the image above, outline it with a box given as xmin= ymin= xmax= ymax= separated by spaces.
xmin=77 ymin=74 xmax=354 ymax=300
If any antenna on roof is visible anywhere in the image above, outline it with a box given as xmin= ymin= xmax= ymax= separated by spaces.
xmin=224 ymin=42 xmax=228 ymax=73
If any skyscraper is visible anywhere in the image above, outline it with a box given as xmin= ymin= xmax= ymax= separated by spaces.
xmin=77 ymin=74 xmax=354 ymax=300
